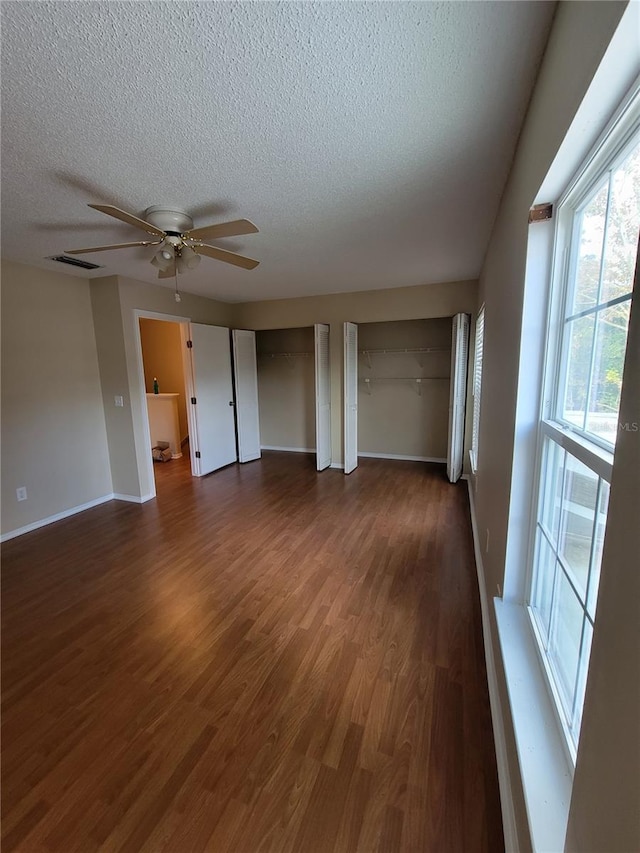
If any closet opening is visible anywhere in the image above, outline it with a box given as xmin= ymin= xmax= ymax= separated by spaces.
xmin=255 ymin=325 xmax=332 ymax=470
xmin=357 ymin=318 xmax=453 ymax=467
xmin=256 ymin=327 xmax=316 ymax=461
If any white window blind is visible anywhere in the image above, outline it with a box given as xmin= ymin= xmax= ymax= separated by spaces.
xmin=471 ymin=306 xmax=485 ymax=471
xmin=447 ymin=313 xmax=470 ymax=483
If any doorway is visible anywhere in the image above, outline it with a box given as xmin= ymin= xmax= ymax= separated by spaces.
xmin=138 ymin=316 xmax=192 ymax=491
xmin=134 ymin=313 xmax=246 ymax=498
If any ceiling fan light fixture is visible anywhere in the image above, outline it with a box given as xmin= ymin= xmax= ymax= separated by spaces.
xmin=151 ymin=244 xmax=175 ymax=271
xmin=180 ymin=244 xmax=201 ymax=271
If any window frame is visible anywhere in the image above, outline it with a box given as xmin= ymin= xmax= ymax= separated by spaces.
xmin=551 ymin=132 xmax=638 ymax=453
xmin=525 ymin=91 xmax=639 ymax=763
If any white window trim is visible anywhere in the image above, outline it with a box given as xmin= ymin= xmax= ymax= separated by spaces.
xmin=495 ymin=599 xmax=573 ymax=853
xmin=525 ymin=85 xmax=639 ymax=763
xmin=541 ymin=85 xmax=640 ymax=428
xmin=550 ymin=129 xmax=637 ymax=456
xmin=540 ymin=420 xmax=613 ymax=483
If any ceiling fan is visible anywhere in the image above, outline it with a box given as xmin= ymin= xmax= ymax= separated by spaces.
xmin=65 ymin=204 xmax=260 ymax=278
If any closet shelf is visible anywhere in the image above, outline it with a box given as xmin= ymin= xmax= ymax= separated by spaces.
xmin=261 ymin=352 xmax=312 ymax=358
xmin=361 ymin=376 xmax=449 ymax=396
xmin=359 ymin=346 xmax=450 ymax=369
xmin=259 ymin=351 xmax=313 ymax=369
xmin=359 ymin=347 xmax=450 ymax=355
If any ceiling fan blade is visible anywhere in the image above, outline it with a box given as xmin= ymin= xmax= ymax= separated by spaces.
xmin=157 ymin=264 xmax=176 ymax=280
xmin=65 ymin=240 xmax=162 ymax=254
xmin=183 ymin=218 xmax=259 ymax=241
xmin=88 ymin=204 xmax=166 ymax=238
xmin=194 ymin=244 xmax=259 ymax=270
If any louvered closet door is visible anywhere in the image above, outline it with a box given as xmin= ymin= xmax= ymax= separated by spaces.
xmin=232 ymin=329 xmax=261 ymax=463
xmin=188 ymin=323 xmax=237 ymax=476
xmin=344 ymin=322 xmax=358 ymax=474
xmin=447 ymin=313 xmax=470 ymax=483
xmin=315 ymin=324 xmax=332 ymax=471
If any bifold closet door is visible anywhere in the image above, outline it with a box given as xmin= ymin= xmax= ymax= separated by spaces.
xmin=186 ymin=323 xmax=237 ymax=476
xmin=314 ymin=323 xmax=331 ymax=471
xmin=344 ymin=321 xmax=358 ymax=474
xmin=232 ymin=329 xmax=261 ymax=463
xmin=447 ymin=313 xmax=470 ymax=483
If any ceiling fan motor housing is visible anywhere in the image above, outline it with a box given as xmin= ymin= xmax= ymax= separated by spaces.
xmin=144 ymin=206 xmax=193 ymax=235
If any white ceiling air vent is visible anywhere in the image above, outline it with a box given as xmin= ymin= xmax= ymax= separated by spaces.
xmin=48 ymin=254 xmax=103 ymax=270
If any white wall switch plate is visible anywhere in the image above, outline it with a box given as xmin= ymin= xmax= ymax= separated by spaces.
xmin=16 ymin=486 xmax=27 ymax=501
xmin=114 ymin=395 xmax=124 ymax=407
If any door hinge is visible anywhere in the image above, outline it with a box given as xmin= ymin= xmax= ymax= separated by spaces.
xmin=186 ymin=340 xmax=193 ymax=348
xmin=195 ymin=451 xmax=201 ymax=458
xmin=191 ymin=397 xmax=197 ymax=405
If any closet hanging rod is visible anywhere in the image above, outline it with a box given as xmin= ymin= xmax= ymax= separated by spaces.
xmin=360 ymin=376 xmax=449 ymax=381
xmin=358 ymin=346 xmax=450 ymax=355
xmin=262 ymin=351 xmax=312 ymax=358
xmin=361 ymin=376 xmax=448 ymax=396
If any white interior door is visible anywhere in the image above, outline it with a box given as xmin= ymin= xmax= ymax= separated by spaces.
xmin=232 ymin=329 xmax=261 ymax=463
xmin=344 ymin=321 xmax=358 ymax=474
xmin=186 ymin=323 xmax=237 ymax=476
xmin=314 ymin=323 xmax=331 ymax=471
xmin=447 ymin=313 xmax=470 ymax=483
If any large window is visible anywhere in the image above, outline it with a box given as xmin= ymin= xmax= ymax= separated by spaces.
xmin=528 ymin=107 xmax=639 ymax=757
xmin=557 ymin=139 xmax=639 ymax=449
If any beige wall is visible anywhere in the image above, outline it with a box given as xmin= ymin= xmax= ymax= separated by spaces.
xmin=1 ymin=260 xmax=112 ymax=535
xmin=235 ymin=279 xmax=477 ymax=466
xmin=139 ymin=318 xmax=188 ymax=442
xmin=234 ymin=279 xmax=477 ymax=329
xmin=473 ymin=2 xmax=637 ymax=850
xmin=91 ymin=276 xmax=141 ymax=497
xmin=256 ymin=327 xmax=316 ymax=450
xmin=358 ymin=319 xmax=451 ymax=460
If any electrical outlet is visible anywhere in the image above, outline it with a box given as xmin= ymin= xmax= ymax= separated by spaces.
xmin=16 ymin=486 xmax=27 ymax=502
xmin=114 ymin=395 xmax=124 ymax=407
xmin=485 ymin=528 xmax=490 ymax=554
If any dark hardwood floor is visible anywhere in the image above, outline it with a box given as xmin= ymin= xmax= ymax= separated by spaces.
xmin=1 ymin=452 xmax=504 ymax=852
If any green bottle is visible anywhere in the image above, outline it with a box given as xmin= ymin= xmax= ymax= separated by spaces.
xmin=153 ymin=377 xmax=159 ymax=394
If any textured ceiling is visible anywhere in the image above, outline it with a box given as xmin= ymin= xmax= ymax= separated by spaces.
xmin=1 ymin=1 xmax=555 ymax=303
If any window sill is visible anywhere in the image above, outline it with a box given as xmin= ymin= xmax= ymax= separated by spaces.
xmin=494 ymin=598 xmax=573 ymax=853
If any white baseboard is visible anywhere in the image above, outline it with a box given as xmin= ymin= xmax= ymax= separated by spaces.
xmin=113 ymin=493 xmax=155 ymax=504
xmin=329 ymin=462 xmax=344 ymax=470
xmin=0 ymin=493 xmax=115 ymax=542
xmin=261 ymin=445 xmax=317 ymax=453
xmin=466 ymin=480 xmax=519 ymax=852
xmin=358 ymin=452 xmax=446 ymax=464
